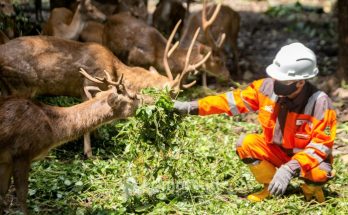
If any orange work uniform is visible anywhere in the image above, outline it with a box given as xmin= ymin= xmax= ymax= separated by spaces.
xmin=198 ymin=78 xmax=336 ymax=183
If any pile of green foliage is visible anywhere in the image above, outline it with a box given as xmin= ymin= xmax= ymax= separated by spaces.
xmin=116 ymin=88 xmax=189 ymax=186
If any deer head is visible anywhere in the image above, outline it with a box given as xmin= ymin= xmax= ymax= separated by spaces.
xmin=0 ymin=0 xmax=15 ymax=17
xmin=79 ymin=68 xmax=143 ymax=117
xmin=79 ymin=0 xmax=106 ymax=22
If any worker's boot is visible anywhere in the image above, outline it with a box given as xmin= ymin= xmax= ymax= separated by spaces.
xmin=301 ymin=184 xmax=325 ymax=203
xmin=247 ymin=160 xmax=276 ymax=202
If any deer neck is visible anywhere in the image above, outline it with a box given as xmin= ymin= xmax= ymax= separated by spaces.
xmin=64 ymin=6 xmax=87 ymax=40
xmin=51 ymin=95 xmax=115 ymax=144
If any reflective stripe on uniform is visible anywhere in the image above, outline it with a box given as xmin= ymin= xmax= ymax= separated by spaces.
xmin=293 ymin=148 xmax=303 ymax=153
xmin=270 ymin=92 xmax=278 ymax=102
xmin=273 ymin=118 xmax=283 ymax=146
xmin=226 ymin=92 xmax=239 ymax=115
xmin=241 ymin=93 xmax=253 ymax=111
xmin=304 ymin=91 xmax=326 ymax=116
xmin=307 ymin=142 xmax=332 ymax=156
xmin=259 ymin=78 xmax=278 ymax=102
xmin=303 ymin=148 xmax=323 ymax=163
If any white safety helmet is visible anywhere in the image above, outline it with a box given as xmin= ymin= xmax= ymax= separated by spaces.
xmin=266 ymin=42 xmax=319 ymax=81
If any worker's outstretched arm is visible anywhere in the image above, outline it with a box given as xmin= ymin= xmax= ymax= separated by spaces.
xmin=174 ymin=79 xmax=264 ymax=116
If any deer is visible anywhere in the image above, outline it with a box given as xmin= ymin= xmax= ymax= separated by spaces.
xmin=41 ymin=0 xmax=106 ymax=40
xmin=0 ymin=0 xmax=15 ymax=44
xmin=0 ymin=71 xmax=144 ymax=215
xmin=151 ymin=0 xmax=199 ymax=38
xmin=113 ymin=0 xmax=148 ymax=21
xmin=180 ymin=0 xmax=241 ymax=80
xmin=0 ymin=31 xmax=209 ymax=157
xmin=102 ymin=11 xmax=230 ymax=85
xmin=152 ymin=0 xmax=186 ymax=39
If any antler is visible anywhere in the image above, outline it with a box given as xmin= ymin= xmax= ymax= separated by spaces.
xmin=202 ymin=0 xmax=226 ymax=52
xmin=163 ymin=20 xmax=212 ymax=91
xmin=163 ymin=20 xmax=182 ymax=81
xmin=79 ymin=68 xmax=137 ymax=99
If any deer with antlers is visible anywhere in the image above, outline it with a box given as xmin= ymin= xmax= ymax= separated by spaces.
xmin=102 ymin=12 xmax=230 ymax=84
xmin=0 ymin=32 xmax=209 ymax=157
xmin=0 ymin=71 xmax=142 ymax=215
xmin=180 ymin=0 xmax=240 ymax=80
xmin=42 ymin=0 xmax=106 ymax=40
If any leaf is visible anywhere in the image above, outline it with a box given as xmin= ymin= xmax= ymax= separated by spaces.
xmin=64 ymin=179 xmax=72 ymax=186
xmin=75 ymin=181 xmax=83 ymax=186
xmin=28 ymin=189 xmax=36 ymax=196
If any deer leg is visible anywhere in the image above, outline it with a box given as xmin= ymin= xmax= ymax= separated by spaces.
xmin=82 ymin=86 xmax=95 ymax=158
xmin=12 ymin=158 xmax=30 ymax=215
xmin=0 ymin=163 xmax=12 ymax=215
xmin=84 ymin=133 xmax=93 ymax=158
xmin=202 ymin=71 xmax=207 ymax=88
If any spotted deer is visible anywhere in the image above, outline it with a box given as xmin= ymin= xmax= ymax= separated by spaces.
xmin=0 ymin=71 xmax=142 ymax=215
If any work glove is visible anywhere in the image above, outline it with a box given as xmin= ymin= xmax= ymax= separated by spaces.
xmin=268 ymin=159 xmax=300 ymax=196
xmin=173 ymin=100 xmax=199 ymax=115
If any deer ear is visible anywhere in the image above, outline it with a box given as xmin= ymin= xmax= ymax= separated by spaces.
xmin=107 ymin=87 xmax=119 ymax=106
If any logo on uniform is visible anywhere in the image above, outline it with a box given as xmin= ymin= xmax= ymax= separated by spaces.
xmin=263 ymin=105 xmax=273 ymax=113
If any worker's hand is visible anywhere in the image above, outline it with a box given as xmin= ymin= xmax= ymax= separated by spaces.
xmin=268 ymin=160 xmax=300 ymax=196
xmin=173 ymin=100 xmax=199 ymax=115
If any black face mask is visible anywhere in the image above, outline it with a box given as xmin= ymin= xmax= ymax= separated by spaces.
xmin=274 ymin=80 xmax=298 ymax=96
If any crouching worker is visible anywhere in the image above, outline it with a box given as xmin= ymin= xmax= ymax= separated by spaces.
xmin=174 ymin=42 xmax=336 ymax=202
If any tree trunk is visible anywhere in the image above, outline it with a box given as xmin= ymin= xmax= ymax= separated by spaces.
xmin=337 ymin=0 xmax=348 ymax=81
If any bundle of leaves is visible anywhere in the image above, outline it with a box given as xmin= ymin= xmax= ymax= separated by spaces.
xmin=135 ymin=88 xmax=184 ymax=149
xmin=115 ymin=89 xmax=189 ymax=186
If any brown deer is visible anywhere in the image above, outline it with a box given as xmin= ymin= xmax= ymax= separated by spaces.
xmin=0 ymin=0 xmax=14 ymax=16
xmin=0 ymin=33 xmax=208 ymax=157
xmin=102 ymin=12 xmax=230 ymax=83
xmin=0 ymin=31 xmax=9 ymax=44
xmin=79 ymin=0 xmax=149 ymax=43
xmin=180 ymin=0 xmax=241 ymax=79
xmin=79 ymin=20 xmax=105 ymax=43
xmin=0 ymin=71 xmax=142 ymax=215
xmin=42 ymin=0 xmax=106 ymax=40
xmin=113 ymin=0 xmax=148 ymax=21
xmin=152 ymin=0 xmax=186 ymax=39
xmin=0 ymin=0 xmax=15 ymax=44
xmin=151 ymin=0 xmax=199 ymax=38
